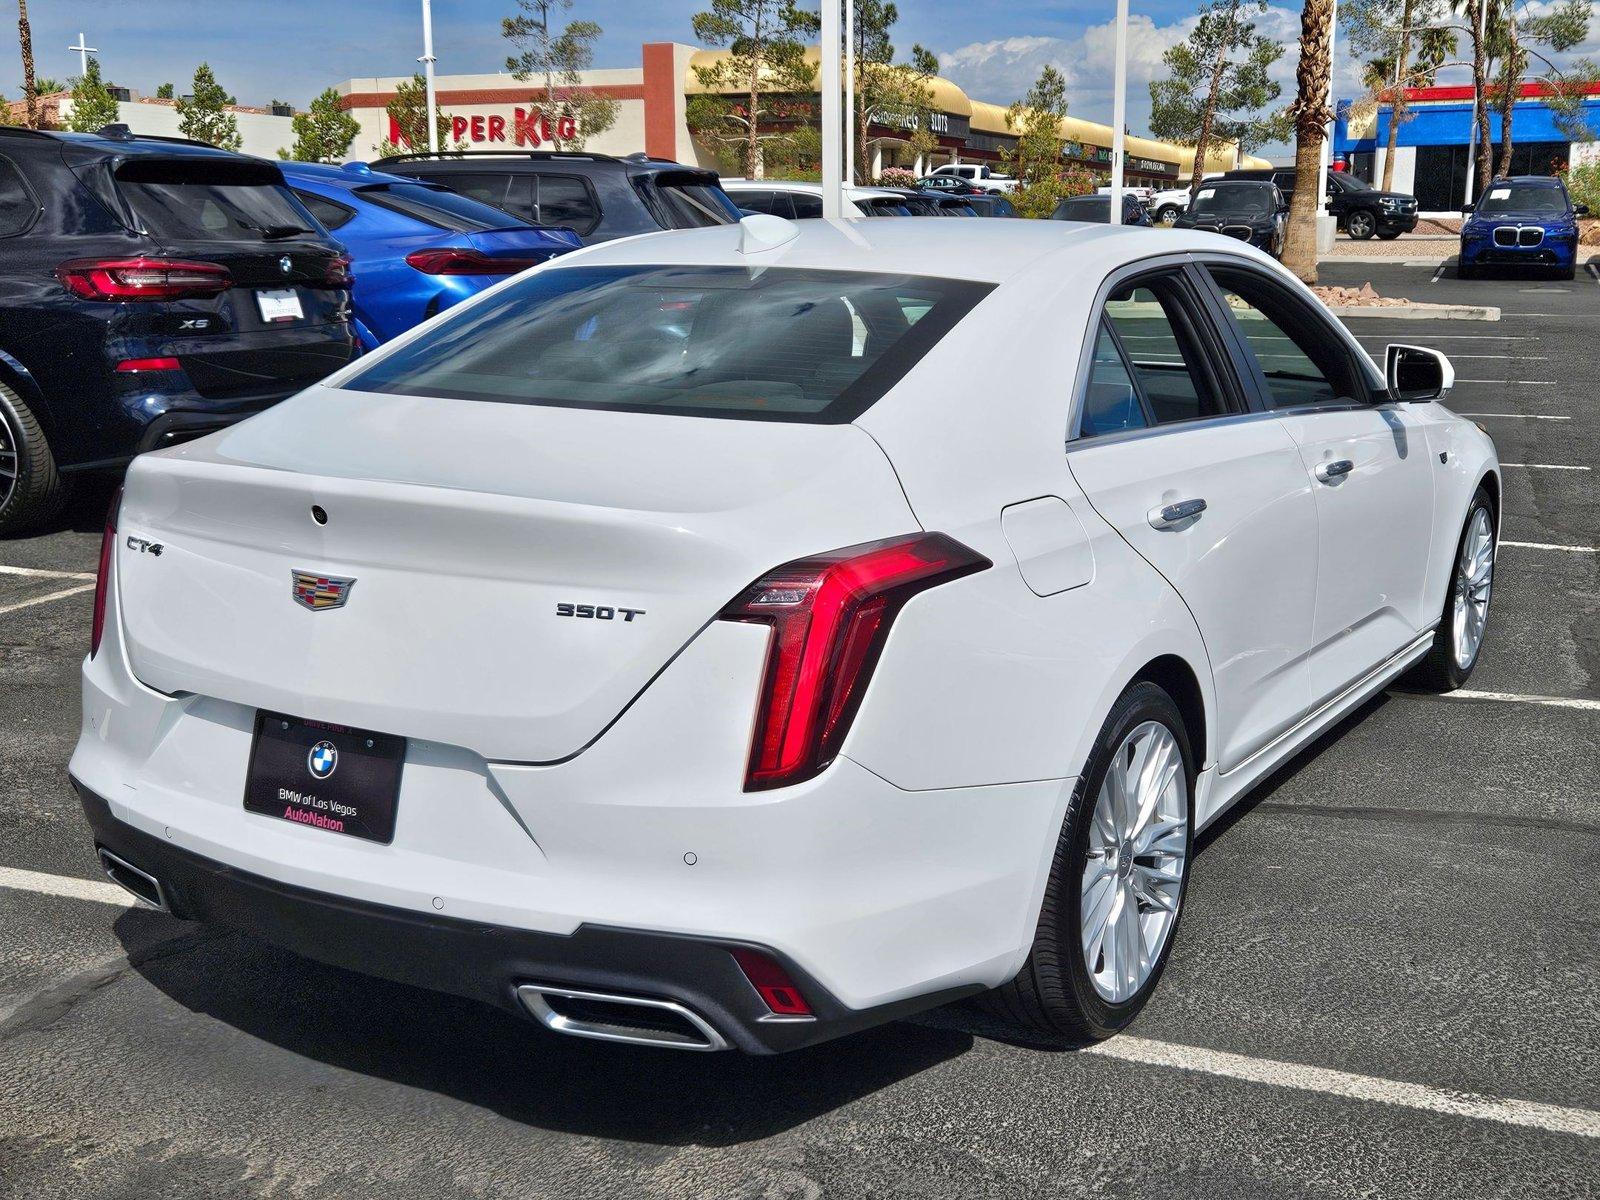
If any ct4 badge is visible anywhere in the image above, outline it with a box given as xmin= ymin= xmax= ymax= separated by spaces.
xmin=292 ymin=571 xmax=355 ymax=611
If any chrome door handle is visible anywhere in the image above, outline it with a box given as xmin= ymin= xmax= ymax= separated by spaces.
xmin=1148 ymin=498 xmax=1207 ymax=529
xmin=1315 ymin=459 xmax=1354 ymax=483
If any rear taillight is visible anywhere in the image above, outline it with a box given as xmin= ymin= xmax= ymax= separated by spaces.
xmin=91 ymin=487 xmax=121 ymax=659
xmin=404 ymin=248 xmax=546 ymax=276
xmin=114 ymin=357 xmax=182 ymax=373
xmin=719 ymin=532 xmax=989 ymax=791
xmin=323 ymin=253 xmax=353 ymax=287
xmin=56 ymin=257 xmax=232 ymax=301
xmin=729 ymin=947 xmax=812 ymax=1016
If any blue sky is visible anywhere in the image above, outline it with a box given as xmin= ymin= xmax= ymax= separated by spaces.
xmin=2 ymin=1 xmax=1565 ymax=160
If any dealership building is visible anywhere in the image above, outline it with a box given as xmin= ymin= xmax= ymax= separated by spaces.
xmin=332 ymin=43 xmax=1266 ymax=184
xmin=1336 ymin=80 xmax=1600 ymax=213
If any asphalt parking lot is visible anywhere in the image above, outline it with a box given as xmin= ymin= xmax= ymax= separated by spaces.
xmin=1 ymin=257 xmax=1596 ymax=1199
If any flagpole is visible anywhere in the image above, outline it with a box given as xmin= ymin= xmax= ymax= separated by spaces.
xmin=844 ymin=0 xmax=856 ymax=188
xmin=820 ymin=0 xmax=842 ymax=218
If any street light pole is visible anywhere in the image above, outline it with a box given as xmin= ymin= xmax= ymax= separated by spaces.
xmin=1463 ymin=0 xmax=1488 ymax=207
xmin=420 ymin=0 xmax=440 ymax=155
xmin=820 ymin=0 xmax=842 ymax=218
xmin=67 ymin=32 xmax=97 ymax=78
xmin=1109 ymin=0 xmax=1129 ymax=225
xmin=844 ymin=0 xmax=855 ymax=189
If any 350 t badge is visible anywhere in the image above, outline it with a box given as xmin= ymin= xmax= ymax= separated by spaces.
xmin=556 ymin=602 xmax=645 ymax=622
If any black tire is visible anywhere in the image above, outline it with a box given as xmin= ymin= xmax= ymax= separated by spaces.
xmin=0 ymin=379 xmax=70 ymax=538
xmin=1457 ymin=259 xmax=1478 ymax=280
xmin=1376 ymin=227 xmax=1402 ymax=240
xmin=985 ymin=681 xmax=1195 ymax=1042
xmin=1556 ymin=263 xmax=1576 ymax=281
xmin=1347 ymin=209 xmax=1377 ymax=240
xmin=1408 ymin=485 xmax=1496 ymax=692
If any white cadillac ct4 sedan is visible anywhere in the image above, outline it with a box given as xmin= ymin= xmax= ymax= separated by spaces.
xmin=74 ymin=216 xmax=1499 ymax=1053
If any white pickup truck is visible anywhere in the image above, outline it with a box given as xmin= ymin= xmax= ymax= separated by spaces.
xmin=927 ymin=164 xmax=1019 ymax=194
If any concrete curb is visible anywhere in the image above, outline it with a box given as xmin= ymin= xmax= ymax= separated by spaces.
xmin=1320 ymin=257 xmax=1450 ymax=267
xmin=1325 ymin=303 xmax=1500 ymax=321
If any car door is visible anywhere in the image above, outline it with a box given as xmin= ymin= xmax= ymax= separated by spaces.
xmin=1065 ymin=265 xmax=1318 ymax=773
xmin=1199 ymin=261 xmax=1435 ymax=703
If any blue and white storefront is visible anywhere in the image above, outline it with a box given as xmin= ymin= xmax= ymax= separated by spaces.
xmin=1335 ymin=82 xmax=1600 ymax=214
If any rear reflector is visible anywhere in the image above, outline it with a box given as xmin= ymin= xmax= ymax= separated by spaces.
xmin=91 ymin=487 xmax=121 ymax=659
xmin=56 ymin=257 xmax=232 ymax=301
xmin=405 ymin=248 xmax=547 ymax=276
xmin=729 ymin=947 xmax=812 ymax=1016
xmin=114 ymin=357 xmax=182 ymax=373
xmin=719 ymin=532 xmax=989 ymax=791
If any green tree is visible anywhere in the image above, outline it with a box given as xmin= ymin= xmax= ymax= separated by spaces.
xmin=1487 ymin=0 xmax=1597 ymax=180
xmin=32 ymin=78 xmax=63 ymax=94
xmin=377 ymin=73 xmax=457 ymax=156
xmin=503 ymin=0 xmax=618 ymax=151
xmin=1148 ymin=0 xmax=1288 ymax=196
xmin=155 ymin=81 xmax=174 ymax=99
xmin=1343 ymin=0 xmax=1453 ymax=190
xmin=686 ymin=0 xmax=819 ymax=178
xmin=847 ymin=0 xmax=937 ymax=183
xmin=66 ymin=57 xmax=120 ymax=133
xmin=280 ymin=88 xmax=360 ymax=163
xmin=175 ymin=63 xmax=241 ymax=150
xmin=1004 ymin=64 xmax=1068 ymax=183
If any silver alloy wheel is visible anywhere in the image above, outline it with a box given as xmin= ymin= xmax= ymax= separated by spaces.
xmin=1081 ymin=720 xmax=1188 ymax=1004
xmin=0 ymin=405 xmax=17 ymax=510
xmin=1452 ymin=507 xmax=1495 ymax=669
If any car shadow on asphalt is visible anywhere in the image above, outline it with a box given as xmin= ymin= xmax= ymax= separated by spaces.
xmin=112 ymin=916 xmax=976 ymax=1144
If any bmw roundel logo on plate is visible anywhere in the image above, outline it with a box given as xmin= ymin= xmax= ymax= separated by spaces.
xmin=307 ymin=740 xmax=338 ymax=779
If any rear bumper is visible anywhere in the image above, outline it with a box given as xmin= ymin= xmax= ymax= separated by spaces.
xmin=76 ymin=781 xmax=976 ymax=1053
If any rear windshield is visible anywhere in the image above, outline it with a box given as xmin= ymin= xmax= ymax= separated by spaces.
xmin=356 ymin=182 xmax=521 ymax=232
xmin=115 ymin=159 xmax=313 ymax=242
xmin=636 ymin=175 xmax=742 ymax=229
xmin=343 ymin=264 xmax=992 ymax=423
xmin=1477 ymin=182 xmax=1568 ymax=215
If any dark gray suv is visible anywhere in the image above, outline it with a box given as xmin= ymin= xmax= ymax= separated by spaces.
xmin=377 ymin=151 xmax=742 ymax=244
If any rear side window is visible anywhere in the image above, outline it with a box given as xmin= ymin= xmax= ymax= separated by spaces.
xmin=343 ymin=264 xmax=993 ymax=423
xmin=357 ymin=182 xmax=518 ymax=232
xmin=440 ymin=173 xmax=515 ymax=211
xmin=729 ymin=189 xmax=782 ymax=216
xmin=293 ymin=190 xmax=356 ymax=231
xmin=115 ymin=159 xmax=312 ymax=241
xmin=534 ymin=174 xmax=598 ymax=234
xmin=1090 ymin=274 xmax=1228 ymax=428
xmin=0 ymin=157 xmax=38 ymax=237
xmin=1081 ymin=325 xmax=1148 ymax=436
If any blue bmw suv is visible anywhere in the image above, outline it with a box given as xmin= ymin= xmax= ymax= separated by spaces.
xmin=280 ymin=161 xmax=582 ymax=351
xmin=1459 ymin=175 xmax=1589 ymax=280
xmin=0 ymin=124 xmax=354 ymax=534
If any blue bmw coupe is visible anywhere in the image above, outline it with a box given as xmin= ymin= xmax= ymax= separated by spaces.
xmin=1459 ymin=175 xmax=1589 ymax=280
xmin=281 ymin=161 xmax=582 ymax=349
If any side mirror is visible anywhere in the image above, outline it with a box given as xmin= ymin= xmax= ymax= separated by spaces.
xmin=1461 ymin=206 xmax=1476 ymax=217
xmin=1576 ymin=203 xmax=1590 ymax=216
xmin=1386 ymin=344 xmax=1453 ymax=402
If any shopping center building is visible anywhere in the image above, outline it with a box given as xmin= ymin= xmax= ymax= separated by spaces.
xmin=332 ymin=42 xmax=1267 ymax=184
xmin=1335 ymin=80 xmax=1600 ymax=213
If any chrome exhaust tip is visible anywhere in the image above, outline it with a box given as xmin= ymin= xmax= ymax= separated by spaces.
xmin=96 ymin=847 xmax=169 ymax=912
xmin=515 ymin=983 xmax=729 ymax=1052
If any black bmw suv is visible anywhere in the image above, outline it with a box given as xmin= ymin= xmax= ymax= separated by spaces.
xmin=1223 ymin=167 xmax=1418 ymax=240
xmin=0 ymin=125 xmax=354 ymax=534
xmin=377 ymin=150 xmax=741 ymax=244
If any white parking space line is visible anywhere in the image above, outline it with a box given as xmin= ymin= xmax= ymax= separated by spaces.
xmin=1499 ymin=462 xmax=1590 ymax=471
xmin=1454 ymin=379 xmax=1556 ymax=385
xmin=1432 ymin=690 xmax=1600 ymax=713
xmin=1430 ymin=263 xmax=1445 ymax=283
xmin=1437 ymin=354 xmax=1549 ymax=360
xmin=0 ymin=564 xmax=96 ymax=581
xmin=1354 ymin=335 xmax=1540 ymax=340
xmin=1456 ymin=413 xmax=1571 ymax=420
xmin=1088 ymin=1036 xmax=1600 ymax=1139
xmin=0 ymin=865 xmax=138 ymax=909
xmin=0 ymin=583 xmax=95 ymax=616
xmin=1587 ymin=263 xmax=1600 ymax=285
xmin=1501 ymin=539 xmax=1597 ymax=553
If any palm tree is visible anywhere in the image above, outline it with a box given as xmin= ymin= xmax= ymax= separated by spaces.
xmin=17 ymin=0 xmax=39 ymax=129
xmin=1282 ymin=0 xmax=1334 ymax=281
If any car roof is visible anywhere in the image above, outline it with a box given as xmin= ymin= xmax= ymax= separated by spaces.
xmin=552 ymin=214 xmax=1274 ymax=285
xmin=375 ymin=150 xmax=713 ymax=177
xmin=0 ymin=124 xmax=256 ymax=161
xmin=1495 ymin=175 xmax=1563 ymax=185
xmin=278 ymin=160 xmax=424 ymax=191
